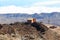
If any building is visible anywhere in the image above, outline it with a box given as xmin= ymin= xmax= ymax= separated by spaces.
xmin=27 ymin=18 xmax=36 ymax=23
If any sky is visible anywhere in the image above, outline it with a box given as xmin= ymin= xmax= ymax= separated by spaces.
xmin=0 ymin=0 xmax=60 ymax=14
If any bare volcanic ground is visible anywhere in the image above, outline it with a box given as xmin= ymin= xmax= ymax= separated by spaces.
xmin=0 ymin=22 xmax=44 ymax=40
xmin=0 ymin=22 xmax=60 ymax=40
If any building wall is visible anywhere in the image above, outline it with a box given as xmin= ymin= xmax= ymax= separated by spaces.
xmin=27 ymin=18 xmax=36 ymax=23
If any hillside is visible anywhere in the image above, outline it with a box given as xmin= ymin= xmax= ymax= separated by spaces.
xmin=0 ymin=22 xmax=59 ymax=40
xmin=0 ymin=22 xmax=44 ymax=40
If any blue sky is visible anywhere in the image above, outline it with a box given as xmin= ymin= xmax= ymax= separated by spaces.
xmin=0 ymin=0 xmax=60 ymax=14
xmin=0 ymin=0 xmax=41 ymax=7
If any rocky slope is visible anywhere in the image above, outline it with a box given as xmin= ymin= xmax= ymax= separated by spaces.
xmin=0 ymin=22 xmax=44 ymax=40
xmin=0 ymin=22 xmax=60 ymax=40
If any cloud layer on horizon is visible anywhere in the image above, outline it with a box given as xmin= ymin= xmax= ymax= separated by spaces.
xmin=0 ymin=0 xmax=60 ymax=14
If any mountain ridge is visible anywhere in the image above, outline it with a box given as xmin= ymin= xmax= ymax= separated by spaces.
xmin=0 ymin=12 xmax=60 ymax=26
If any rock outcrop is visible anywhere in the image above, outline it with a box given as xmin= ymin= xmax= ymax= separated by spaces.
xmin=0 ymin=22 xmax=60 ymax=40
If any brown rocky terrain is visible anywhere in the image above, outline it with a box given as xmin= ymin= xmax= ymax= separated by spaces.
xmin=0 ymin=22 xmax=60 ymax=40
xmin=0 ymin=22 xmax=44 ymax=40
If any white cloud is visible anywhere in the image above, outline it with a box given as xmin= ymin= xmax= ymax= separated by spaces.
xmin=33 ymin=1 xmax=60 ymax=6
xmin=0 ymin=0 xmax=60 ymax=14
xmin=0 ymin=5 xmax=40 ymax=14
